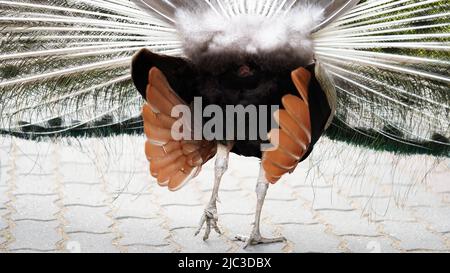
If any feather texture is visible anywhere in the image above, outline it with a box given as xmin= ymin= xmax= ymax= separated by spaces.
xmin=0 ymin=0 xmax=179 ymax=137
xmin=0 ymin=0 xmax=448 ymax=157
xmin=314 ymin=0 xmax=450 ymax=155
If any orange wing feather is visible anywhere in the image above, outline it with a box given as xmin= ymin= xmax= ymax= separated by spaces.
xmin=142 ymin=67 xmax=217 ymax=191
xmin=262 ymin=67 xmax=313 ymax=183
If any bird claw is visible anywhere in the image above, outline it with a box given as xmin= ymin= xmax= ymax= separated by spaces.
xmin=194 ymin=208 xmax=222 ymax=241
xmin=235 ymin=234 xmax=286 ymax=249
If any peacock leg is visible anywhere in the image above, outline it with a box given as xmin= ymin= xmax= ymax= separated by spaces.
xmin=195 ymin=143 xmax=232 ymax=241
xmin=235 ymin=167 xmax=286 ymax=248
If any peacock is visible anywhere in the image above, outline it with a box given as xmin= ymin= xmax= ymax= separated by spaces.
xmin=0 ymin=0 xmax=448 ymax=247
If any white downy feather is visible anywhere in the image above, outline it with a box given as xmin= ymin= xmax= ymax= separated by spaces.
xmin=175 ymin=4 xmax=324 ymax=64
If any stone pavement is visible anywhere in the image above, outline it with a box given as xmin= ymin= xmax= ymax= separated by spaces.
xmin=0 ymin=136 xmax=449 ymax=253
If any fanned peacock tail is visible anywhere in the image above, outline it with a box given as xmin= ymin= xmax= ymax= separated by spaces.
xmin=314 ymin=0 xmax=450 ymax=156
xmin=0 ymin=0 xmax=179 ymax=137
xmin=0 ymin=0 xmax=448 ymax=156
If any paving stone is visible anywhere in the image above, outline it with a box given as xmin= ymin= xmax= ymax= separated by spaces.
xmin=375 ymin=208 xmax=418 ymax=223
xmin=163 ymin=205 xmax=203 ymax=229
xmin=0 ymin=235 xmax=6 ymax=247
xmin=103 ymin=171 xmax=150 ymax=195
xmin=171 ymin=227 xmax=230 ymax=253
xmin=389 ymin=184 xmax=443 ymax=209
xmin=0 ymin=163 xmax=9 ymax=186
xmin=442 ymin=193 xmax=450 ymax=204
xmin=0 ymin=216 xmax=7 ymax=231
xmin=413 ymin=206 xmax=450 ymax=234
xmin=12 ymin=195 xmax=58 ymax=221
xmin=127 ymin=245 xmax=175 ymax=253
xmin=62 ymin=183 xmax=107 ymax=207
xmin=221 ymin=214 xmax=253 ymax=236
xmin=281 ymin=224 xmax=341 ymax=253
xmin=236 ymin=241 xmax=286 ymax=253
xmin=0 ymin=136 xmax=448 ymax=253
xmin=112 ymin=194 xmax=160 ymax=219
xmin=265 ymin=183 xmax=297 ymax=201
xmin=118 ymin=218 xmax=169 ymax=247
xmin=219 ymin=191 xmax=255 ymax=215
xmin=312 ymin=190 xmax=355 ymax=212
xmin=0 ymin=186 xmax=7 ymax=210
xmin=59 ymin=164 xmax=99 ymax=182
xmin=66 ymin=233 xmax=119 ymax=253
xmin=295 ymin=186 xmax=354 ymax=212
xmin=318 ymin=211 xmax=380 ymax=237
xmin=156 ymin=185 xmax=203 ymax=207
xmin=14 ymin=174 xmax=56 ymax=195
xmin=265 ymin=199 xmax=318 ymax=225
xmin=192 ymin=169 xmax=216 ymax=192
xmin=13 ymin=140 xmax=53 ymax=156
xmin=65 ymin=206 xmax=112 ymax=234
xmin=428 ymin=173 xmax=450 ymax=194
xmin=14 ymin=154 xmax=55 ymax=174
xmin=9 ymin=220 xmax=60 ymax=251
xmin=343 ymin=235 xmax=398 ymax=253
xmin=353 ymin=199 xmax=418 ymax=223
xmin=381 ymin=222 xmax=448 ymax=251
xmin=288 ymin=168 xmax=331 ymax=189
xmin=198 ymin=171 xmax=246 ymax=194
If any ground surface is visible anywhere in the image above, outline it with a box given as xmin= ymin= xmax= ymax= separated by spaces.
xmin=0 ymin=136 xmax=449 ymax=253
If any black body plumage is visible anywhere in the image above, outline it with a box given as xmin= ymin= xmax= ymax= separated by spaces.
xmin=131 ymin=49 xmax=332 ymax=159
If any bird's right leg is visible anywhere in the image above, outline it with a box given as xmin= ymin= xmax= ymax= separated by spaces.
xmin=195 ymin=143 xmax=232 ymax=241
xmin=235 ymin=167 xmax=286 ymax=248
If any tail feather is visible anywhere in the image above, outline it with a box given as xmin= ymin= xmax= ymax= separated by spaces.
xmin=314 ymin=0 xmax=450 ymax=156
xmin=0 ymin=0 xmax=179 ymax=138
xmin=0 ymin=0 xmax=448 ymax=157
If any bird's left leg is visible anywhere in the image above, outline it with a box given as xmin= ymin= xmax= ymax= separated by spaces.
xmin=235 ymin=167 xmax=286 ymax=248
xmin=195 ymin=143 xmax=233 ymax=241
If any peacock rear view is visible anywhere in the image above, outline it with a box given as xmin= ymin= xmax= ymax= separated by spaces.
xmin=0 ymin=0 xmax=449 ymax=247
xmin=0 ymin=0 xmax=448 ymax=155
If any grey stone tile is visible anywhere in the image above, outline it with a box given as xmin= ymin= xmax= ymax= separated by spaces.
xmin=413 ymin=206 xmax=450 ymax=234
xmin=381 ymin=222 xmax=447 ymax=251
xmin=265 ymin=183 xmax=297 ymax=201
xmin=442 ymin=193 xmax=450 ymax=204
xmin=171 ymin=227 xmax=230 ymax=253
xmin=12 ymin=195 xmax=58 ymax=221
xmin=318 ymin=211 xmax=380 ymax=237
xmin=66 ymin=233 xmax=119 ymax=253
xmin=282 ymin=224 xmax=341 ymax=253
xmin=118 ymin=218 xmax=169 ymax=247
xmin=219 ymin=191 xmax=255 ymax=215
xmin=163 ymin=205 xmax=203 ymax=229
xmin=0 ymin=213 xmax=7 ymax=230
xmin=59 ymin=164 xmax=99 ymax=182
xmin=14 ymin=174 xmax=57 ymax=195
xmin=343 ymin=235 xmax=398 ymax=253
xmin=156 ymin=186 xmax=203 ymax=207
xmin=112 ymin=194 xmax=160 ymax=219
xmin=9 ymin=220 xmax=60 ymax=251
xmin=127 ymin=245 xmax=175 ymax=253
xmin=65 ymin=206 xmax=112 ymax=234
xmin=0 ymin=232 xmax=6 ymax=246
xmin=265 ymin=199 xmax=318 ymax=225
xmin=0 ymin=185 xmax=7 ymax=210
xmin=62 ymin=183 xmax=107 ymax=207
xmin=428 ymin=172 xmax=450 ymax=194
xmin=1 ymin=136 xmax=448 ymax=253
xmin=362 ymin=202 xmax=417 ymax=223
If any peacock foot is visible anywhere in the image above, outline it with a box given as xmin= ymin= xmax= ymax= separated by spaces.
xmin=194 ymin=207 xmax=222 ymax=241
xmin=235 ymin=232 xmax=286 ymax=249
